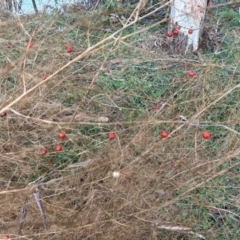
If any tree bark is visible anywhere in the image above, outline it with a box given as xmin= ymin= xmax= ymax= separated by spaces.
xmin=168 ymin=0 xmax=208 ymax=54
xmin=32 ymin=0 xmax=38 ymax=14
xmin=6 ymin=0 xmax=13 ymax=11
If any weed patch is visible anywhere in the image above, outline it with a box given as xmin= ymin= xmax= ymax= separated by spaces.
xmin=0 ymin=1 xmax=239 ymax=239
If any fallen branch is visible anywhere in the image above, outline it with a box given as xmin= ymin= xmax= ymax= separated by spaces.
xmin=158 ymin=225 xmax=205 ymax=239
xmin=33 ymin=187 xmax=47 ymax=231
xmin=17 ymin=197 xmax=29 ymax=235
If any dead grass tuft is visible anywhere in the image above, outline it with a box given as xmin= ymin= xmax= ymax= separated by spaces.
xmin=0 ymin=1 xmax=239 ymax=239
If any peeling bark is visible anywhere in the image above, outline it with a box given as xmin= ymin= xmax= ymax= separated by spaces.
xmin=168 ymin=0 xmax=208 ymax=54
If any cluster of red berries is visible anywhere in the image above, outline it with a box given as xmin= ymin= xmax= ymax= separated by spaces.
xmin=160 ymin=130 xmax=211 ymax=139
xmin=41 ymin=132 xmax=66 ymax=155
xmin=166 ymin=28 xmax=193 ymax=38
xmin=41 ymin=131 xmax=117 ymax=155
xmin=107 ymin=130 xmax=211 ymax=143
xmin=8 ymin=40 xmax=208 ymax=156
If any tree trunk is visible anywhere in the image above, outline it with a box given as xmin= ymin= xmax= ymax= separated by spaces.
xmin=168 ymin=0 xmax=208 ymax=54
xmin=6 ymin=0 xmax=13 ymax=11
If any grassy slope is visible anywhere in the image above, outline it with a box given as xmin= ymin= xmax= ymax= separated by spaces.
xmin=0 ymin=2 xmax=239 ymax=239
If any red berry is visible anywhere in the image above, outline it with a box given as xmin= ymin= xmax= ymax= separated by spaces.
xmin=4 ymin=235 xmax=10 ymax=239
xmin=188 ymin=71 xmax=195 ymax=77
xmin=66 ymin=47 xmax=72 ymax=53
xmin=202 ymin=131 xmax=211 ymax=139
xmin=58 ymin=132 xmax=66 ymax=139
xmin=166 ymin=32 xmax=173 ymax=37
xmin=108 ymin=132 xmax=115 ymax=140
xmin=65 ymin=43 xmax=72 ymax=53
xmin=188 ymin=29 xmax=193 ymax=34
xmin=42 ymin=75 xmax=47 ymax=80
xmin=55 ymin=145 xmax=62 ymax=152
xmin=160 ymin=131 xmax=169 ymax=138
xmin=231 ymin=5 xmax=236 ymax=9
xmin=1 ymin=112 xmax=7 ymax=117
xmin=41 ymin=149 xmax=47 ymax=155
xmin=28 ymin=41 xmax=33 ymax=48
xmin=152 ymin=105 xmax=158 ymax=110
xmin=173 ymin=29 xmax=179 ymax=35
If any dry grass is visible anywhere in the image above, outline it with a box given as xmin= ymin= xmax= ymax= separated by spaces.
xmin=0 ymin=1 xmax=240 ymax=239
